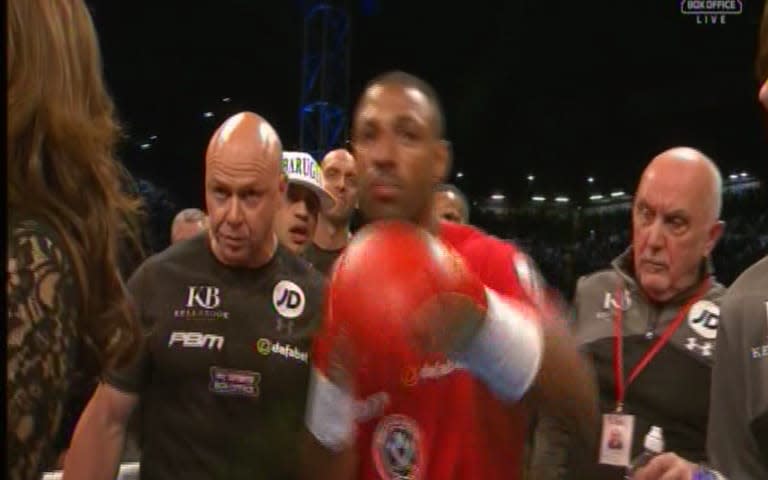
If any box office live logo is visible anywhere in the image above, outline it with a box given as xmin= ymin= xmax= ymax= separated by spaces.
xmin=680 ymin=0 xmax=743 ymax=25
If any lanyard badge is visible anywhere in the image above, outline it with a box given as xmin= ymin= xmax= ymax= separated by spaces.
xmin=598 ymin=277 xmax=711 ymax=467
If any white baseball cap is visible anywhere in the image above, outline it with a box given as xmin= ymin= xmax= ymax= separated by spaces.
xmin=281 ymin=151 xmax=335 ymax=211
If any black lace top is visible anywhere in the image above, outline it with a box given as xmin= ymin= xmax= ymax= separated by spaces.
xmin=7 ymin=218 xmax=80 ymax=480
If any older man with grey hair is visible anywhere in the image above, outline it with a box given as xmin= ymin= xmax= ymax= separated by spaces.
xmin=531 ymin=147 xmax=728 ymax=480
xmin=170 ymin=208 xmax=208 ymax=244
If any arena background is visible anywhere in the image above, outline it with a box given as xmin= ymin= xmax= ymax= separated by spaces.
xmin=88 ymin=0 xmax=767 ymax=297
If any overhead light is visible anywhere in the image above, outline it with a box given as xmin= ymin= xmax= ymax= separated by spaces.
xmin=140 ymin=143 xmax=151 ymax=150
xmin=740 ymin=172 xmax=748 ymax=178
xmin=555 ymin=196 xmax=569 ymax=203
xmin=222 ymin=97 xmax=231 ymax=103
xmin=610 ymin=191 xmax=625 ymax=197
xmin=729 ymin=174 xmax=739 ymax=180
xmin=149 ymin=135 xmax=158 ymax=141
xmin=456 ymin=171 xmax=464 ymax=178
xmin=587 ymin=177 xmax=594 ymax=183
xmin=589 ymin=194 xmax=604 ymax=201
xmin=531 ymin=196 xmax=546 ymax=202
xmin=527 ymin=175 xmax=535 ymax=181
xmin=203 ymin=112 xmax=214 ymax=118
xmin=490 ymin=194 xmax=505 ymax=201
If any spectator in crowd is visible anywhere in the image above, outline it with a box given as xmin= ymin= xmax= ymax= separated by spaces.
xmin=433 ymin=183 xmax=470 ymax=224
xmin=63 ymin=112 xmax=326 ymax=480
xmin=706 ymin=9 xmax=768 ymax=477
xmin=531 ymin=147 xmax=728 ymax=480
xmin=170 ymin=208 xmax=208 ymax=244
xmin=275 ymin=151 xmax=335 ymax=256
xmin=304 ymin=149 xmax=359 ymax=275
xmin=7 ymin=0 xmax=143 ymax=478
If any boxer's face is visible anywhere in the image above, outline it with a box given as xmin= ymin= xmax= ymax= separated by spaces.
xmin=433 ymin=191 xmax=466 ymax=224
xmin=275 ymin=184 xmax=320 ymax=254
xmin=321 ymin=151 xmax=359 ymax=224
xmin=205 ymin=150 xmax=284 ymax=267
xmin=632 ymin=162 xmax=722 ymax=302
xmin=352 ymin=84 xmax=447 ymax=224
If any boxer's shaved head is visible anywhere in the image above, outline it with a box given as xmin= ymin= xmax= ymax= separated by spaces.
xmin=632 ymin=147 xmax=724 ymax=302
xmin=204 ymin=112 xmax=285 ymax=268
xmin=357 ymin=70 xmax=446 ymax=138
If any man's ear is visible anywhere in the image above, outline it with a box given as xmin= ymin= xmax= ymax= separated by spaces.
xmin=432 ymin=140 xmax=452 ymax=184
xmin=704 ymin=220 xmax=725 ymax=257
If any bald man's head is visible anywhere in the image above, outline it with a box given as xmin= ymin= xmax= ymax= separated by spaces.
xmin=433 ymin=184 xmax=469 ymax=224
xmin=320 ymin=148 xmax=359 ymax=224
xmin=206 ymin=111 xmax=282 ymax=173
xmin=204 ymin=112 xmax=287 ymax=268
xmin=642 ymin=147 xmax=722 ymax=220
xmin=171 ymin=208 xmax=208 ymax=244
xmin=631 ymin=147 xmax=724 ymax=302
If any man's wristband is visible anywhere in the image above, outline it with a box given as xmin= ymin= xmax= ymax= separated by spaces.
xmin=452 ymin=288 xmax=544 ymax=403
xmin=305 ymin=368 xmax=357 ymax=452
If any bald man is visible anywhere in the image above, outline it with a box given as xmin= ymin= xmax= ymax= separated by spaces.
xmin=170 ymin=208 xmax=208 ymax=244
xmin=531 ymin=148 xmax=727 ymax=480
xmin=303 ymin=149 xmax=359 ymax=275
xmin=64 ymin=112 xmax=326 ymax=480
xmin=433 ymin=183 xmax=469 ymax=224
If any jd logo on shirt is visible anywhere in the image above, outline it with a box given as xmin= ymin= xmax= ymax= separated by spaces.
xmin=687 ymin=300 xmax=719 ymax=340
xmin=186 ymin=286 xmax=221 ymax=310
xmin=273 ymin=280 xmax=305 ymax=318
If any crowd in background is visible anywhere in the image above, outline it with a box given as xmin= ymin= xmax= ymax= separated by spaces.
xmin=132 ymin=174 xmax=766 ymax=303
xmin=473 ymin=187 xmax=766 ymax=300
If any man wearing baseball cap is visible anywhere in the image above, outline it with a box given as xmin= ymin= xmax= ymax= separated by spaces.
xmin=276 ymin=151 xmax=335 ymax=255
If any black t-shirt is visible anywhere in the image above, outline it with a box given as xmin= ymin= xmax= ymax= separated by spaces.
xmin=302 ymin=242 xmax=343 ymax=276
xmin=106 ymin=235 xmax=325 ymax=479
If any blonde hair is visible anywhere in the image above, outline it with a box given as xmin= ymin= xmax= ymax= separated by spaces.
xmin=8 ymin=0 xmax=142 ymax=370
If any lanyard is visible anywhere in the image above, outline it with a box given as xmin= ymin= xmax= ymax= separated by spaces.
xmin=612 ymin=277 xmax=711 ymax=412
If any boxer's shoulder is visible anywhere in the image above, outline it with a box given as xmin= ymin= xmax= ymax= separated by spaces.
xmin=440 ymin=222 xmax=541 ymax=299
xmin=439 ymin=221 xmax=519 ymax=259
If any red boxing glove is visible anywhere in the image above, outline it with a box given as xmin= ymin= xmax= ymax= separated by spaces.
xmin=324 ymin=220 xmax=487 ymax=388
xmin=306 ymin=222 xmax=545 ymax=449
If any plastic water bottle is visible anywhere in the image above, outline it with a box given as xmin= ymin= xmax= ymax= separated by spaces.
xmin=625 ymin=426 xmax=664 ymax=479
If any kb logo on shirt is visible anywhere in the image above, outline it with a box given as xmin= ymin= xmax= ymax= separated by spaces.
xmin=187 ymin=286 xmax=221 ymax=310
xmin=273 ymin=280 xmax=305 ymax=318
